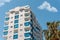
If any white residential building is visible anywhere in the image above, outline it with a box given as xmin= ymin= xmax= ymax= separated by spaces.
xmin=3 ymin=5 xmax=42 ymax=40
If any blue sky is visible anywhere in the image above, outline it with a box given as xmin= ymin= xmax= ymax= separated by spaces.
xmin=0 ymin=0 xmax=60 ymax=40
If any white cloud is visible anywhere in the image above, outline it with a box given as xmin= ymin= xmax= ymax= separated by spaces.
xmin=38 ymin=1 xmax=58 ymax=12
xmin=0 ymin=0 xmax=11 ymax=7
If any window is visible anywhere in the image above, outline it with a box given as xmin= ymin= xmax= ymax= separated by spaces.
xmin=11 ymin=21 xmax=13 ymax=23
xmin=3 ymin=31 xmax=8 ymax=35
xmin=9 ymin=31 xmax=12 ymax=33
xmin=15 ymin=15 xmax=19 ymax=19
xmin=11 ymin=17 xmax=13 ymax=19
xmin=13 ymin=34 xmax=18 ymax=39
xmin=25 ymin=27 xmax=31 ymax=32
xmin=24 ymin=22 xmax=30 ymax=26
xmin=10 ymin=26 xmax=13 ymax=28
xmin=20 ymin=29 xmax=23 ymax=31
xmin=19 ymin=9 xmax=24 ymax=12
xmin=14 ymin=30 xmax=18 ymax=34
xmin=24 ymin=38 xmax=31 ymax=40
xmin=10 ymin=11 xmax=15 ymax=13
xmin=25 ymin=18 xmax=29 ymax=21
xmin=33 ymin=37 xmax=36 ymax=40
xmin=36 ymin=27 xmax=40 ymax=31
xmin=15 ymin=11 xmax=19 ymax=14
xmin=5 ymin=22 xmax=9 ymax=25
xmin=20 ymin=24 xmax=23 ymax=26
xmin=25 ymin=13 xmax=30 ymax=16
xmin=20 ymin=15 xmax=23 ymax=16
xmin=4 ymin=26 xmax=8 ymax=30
xmin=30 ymin=19 xmax=33 ymax=22
xmin=14 ymin=24 xmax=19 ymax=28
xmin=34 ymin=28 xmax=37 ymax=32
xmin=24 ymin=33 xmax=31 ymax=37
xmin=25 ymin=9 xmax=29 ymax=12
xmin=25 ymin=29 xmax=29 ymax=32
xmin=5 ymin=17 xmax=9 ymax=21
xmin=14 ymin=20 xmax=18 ymax=23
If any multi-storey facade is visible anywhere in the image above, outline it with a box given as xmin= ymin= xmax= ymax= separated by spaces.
xmin=3 ymin=5 xmax=42 ymax=40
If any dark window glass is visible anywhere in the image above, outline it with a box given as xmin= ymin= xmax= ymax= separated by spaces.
xmin=15 ymin=15 xmax=19 ymax=19
xmin=25 ymin=9 xmax=29 ymax=12
xmin=19 ymin=9 xmax=24 ymax=12
xmin=4 ymin=26 xmax=8 ymax=30
xmin=14 ymin=24 xmax=19 ymax=28
xmin=25 ymin=18 xmax=29 ymax=21
xmin=13 ymin=34 xmax=18 ymax=39
xmin=14 ymin=20 xmax=18 ymax=23
xmin=10 ymin=26 xmax=13 ymax=28
xmin=24 ymin=22 xmax=30 ymax=26
xmin=3 ymin=31 xmax=8 ymax=35
xmin=15 ymin=11 xmax=19 ymax=14
xmin=20 ymin=24 xmax=23 ymax=26
xmin=5 ymin=17 xmax=9 ymax=21
xmin=24 ymin=33 xmax=31 ymax=37
xmin=25 ymin=13 xmax=29 ymax=16
xmin=20 ymin=29 xmax=23 ymax=31
xmin=20 ymin=15 xmax=23 ymax=16
xmin=36 ymin=27 xmax=40 ymax=31
xmin=24 ymin=38 xmax=31 ymax=40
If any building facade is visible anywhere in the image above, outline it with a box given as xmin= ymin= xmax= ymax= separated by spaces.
xmin=3 ymin=5 xmax=42 ymax=40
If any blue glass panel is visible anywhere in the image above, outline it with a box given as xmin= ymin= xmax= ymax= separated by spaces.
xmin=24 ymin=38 xmax=31 ymax=40
xmin=4 ymin=26 xmax=8 ymax=30
xmin=33 ymin=38 xmax=36 ymax=40
xmin=13 ymin=34 xmax=18 ymax=39
xmin=3 ymin=31 xmax=8 ymax=35
xmin=14 ymin=24 xmax=18 ymax=28
xmin=24 ymin=22 xmax=30 ymax=26
xmin=15 ymin=15 xmax=19 ymax=19
xmin=14 ymin=20 xmax=18 ymax=23
xmin=24 ymin=33 xmax=31 ymax=37
xmin=5 ymin=17 xmax=9 ymax=21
